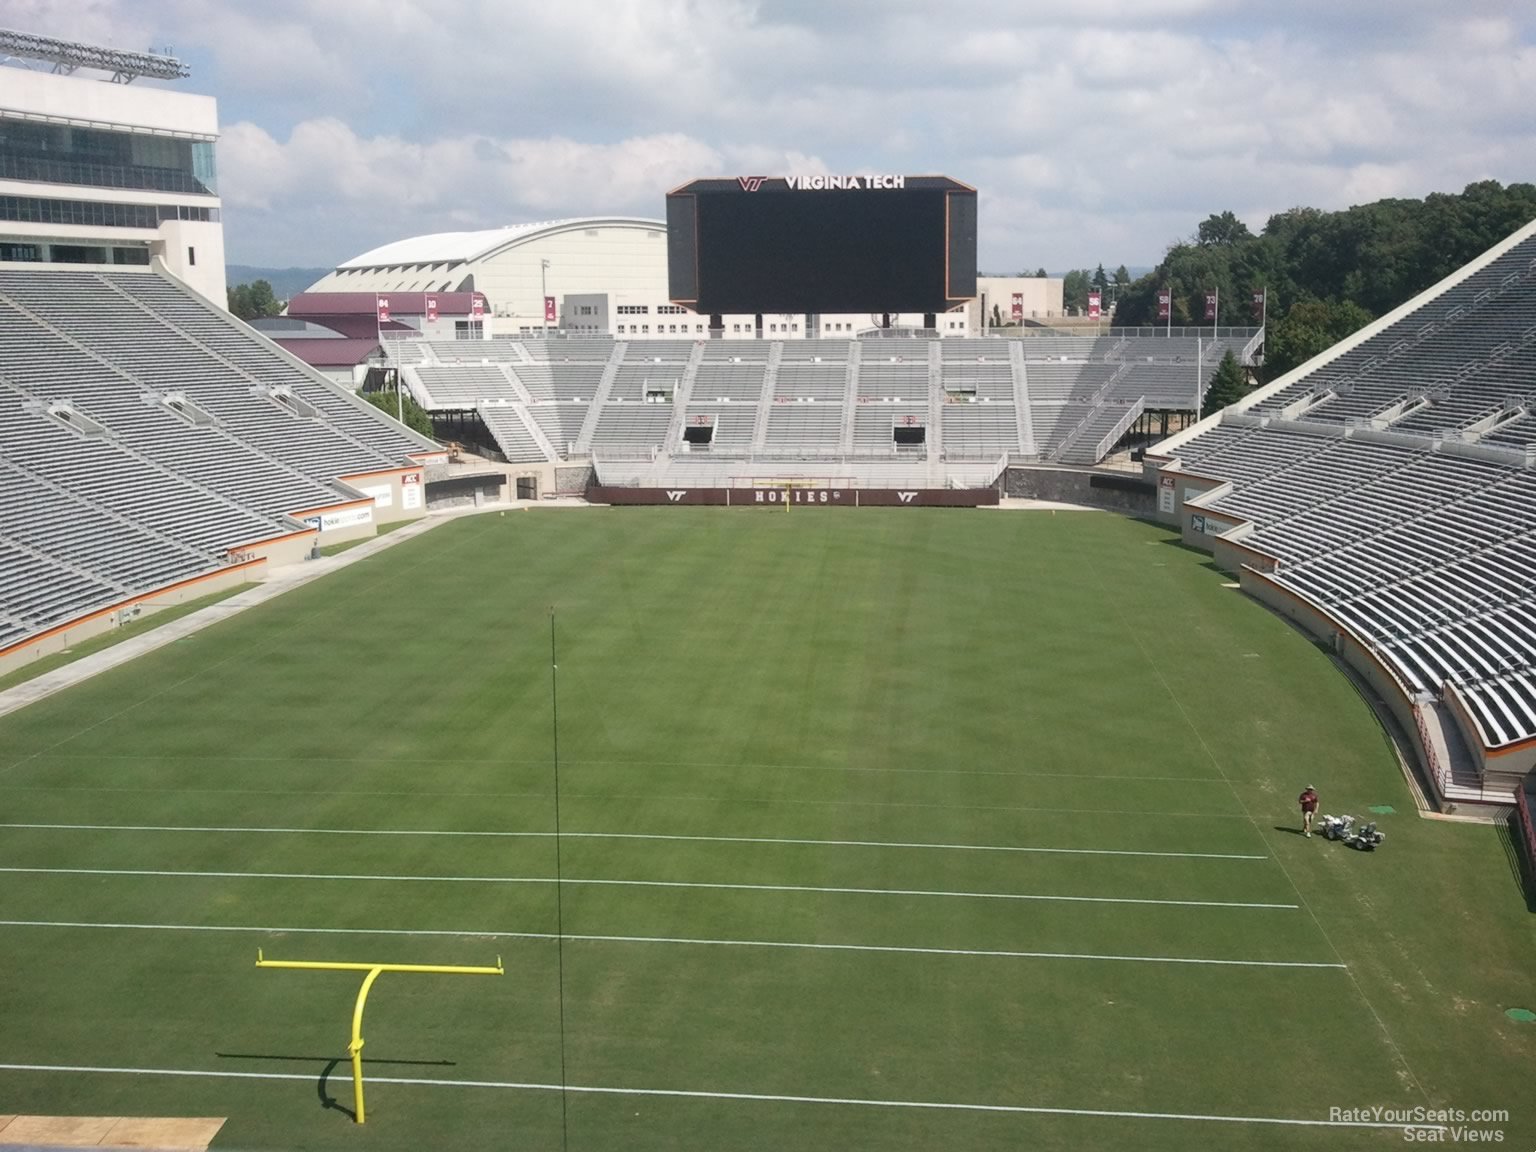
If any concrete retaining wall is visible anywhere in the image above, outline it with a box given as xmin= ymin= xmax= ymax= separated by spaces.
xmin=1004 ymin=466 xmax=1156 ymax=515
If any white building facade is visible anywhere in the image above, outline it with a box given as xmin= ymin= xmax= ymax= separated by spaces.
xmin=0 ymin=65 xmax=225 ymax=303
xmin=308 ymin=218 xmax=672 ymax=335
xmin=314 ymin=217 xmax=974 ymax=340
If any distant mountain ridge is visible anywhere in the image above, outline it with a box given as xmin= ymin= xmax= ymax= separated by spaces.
xmin=225 ymin=265 xmax=331 ymax=301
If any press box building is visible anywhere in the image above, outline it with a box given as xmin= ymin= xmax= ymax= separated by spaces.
xmin=0 ymin=30 xmax=225 ymax=304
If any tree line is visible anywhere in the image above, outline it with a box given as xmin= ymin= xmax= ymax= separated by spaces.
xmin=227 ymin=279 xmax=284 ymax=321
xmin=1110 ymin=180 xmax=1536 ymax=378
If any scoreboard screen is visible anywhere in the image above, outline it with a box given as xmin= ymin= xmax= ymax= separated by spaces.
xmin=666 ymin=175 xmax=976 ymax=317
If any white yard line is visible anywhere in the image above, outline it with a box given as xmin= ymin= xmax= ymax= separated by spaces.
xmin=0 ymin=1062 xmax=1430 ymax=1130
xmin=0 ymin=918 xmax=1343 ymax=968
xmin=0 ymin=823 xmax=1265 ymax=861
xmin=0 ymin=867 xmax=1295 ymax=909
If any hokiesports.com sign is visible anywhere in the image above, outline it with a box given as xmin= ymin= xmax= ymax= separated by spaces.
xmin=588 ymin=486 xmax=999 ymax=507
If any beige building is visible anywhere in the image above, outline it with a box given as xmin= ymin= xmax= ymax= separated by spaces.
xmin=969 ymin=276 xmax=1065 ymax=330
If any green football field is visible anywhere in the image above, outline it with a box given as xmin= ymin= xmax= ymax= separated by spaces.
xmin=0 ymin=508 xmax=1531 ymax=1151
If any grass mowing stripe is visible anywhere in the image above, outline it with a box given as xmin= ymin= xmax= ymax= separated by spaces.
xmin=22 ymin=752 xmax=1229 ymax=784
xmin=0 ymin=919 xmax=1345 ymax=968
xmin=0 ymin=1062 xmax=1430 ymax=1129
xmin=0 ymin=786 xmax=1240 ymax=818
xmin=1093 ymin=562 xmax=1435 ymax=1105
xmin=0 ymin=519 xmax=473 ymax=779
xmin=0 ymin=823 xmax=1267 ymax=861
xmin=0 ymin=868 xmax=1296 ymax=909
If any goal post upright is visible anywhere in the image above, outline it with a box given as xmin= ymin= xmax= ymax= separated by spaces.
xmin=744 ymin=476 xmax=848 ymax=510
xmin=254 ymin=951 xmax=503 ymax=1124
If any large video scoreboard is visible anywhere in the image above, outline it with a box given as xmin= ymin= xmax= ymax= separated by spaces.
xmin=666 ymin=175 xmax=977 ymax=317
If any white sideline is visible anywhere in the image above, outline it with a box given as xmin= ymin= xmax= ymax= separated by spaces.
xmin=0 ymin=867 xmax=1296 ymax=909
xmin=0 ymin=823 xmax=1266 ymax=861
xmin=0 ymin=1062 xmax=1431 ymax=1130
xmin=0 ymin=918 xmax=1344 ymax=968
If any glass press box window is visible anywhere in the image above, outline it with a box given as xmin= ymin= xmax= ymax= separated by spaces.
xmin=0 ymin=116 xmax=218 ymax=196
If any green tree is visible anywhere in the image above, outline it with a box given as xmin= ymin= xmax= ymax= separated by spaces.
xmin=363 ymin=386 xmax=435 ymax=439
xmin=1113 ymin=181 xmax=1536 ymax=329
xmin=1265 ymin=297 xmax=1375 ymax=379
xmin=1061 ymin=268 xmax=1094 ymax=313
xmin=227 ymin=279 xmax=283 ymax=321
xmin=1197 ymin=210 xmax=1253 ymax=247
xmin=1091 ymin=264 xmax=1109 ymax=293
xmin=1034 ymin=266 xmax=1048 ymax=278
xmin=1201 ymin=350 xmax=1250 ymax=417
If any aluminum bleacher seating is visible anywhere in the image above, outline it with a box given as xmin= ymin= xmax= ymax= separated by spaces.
xmin=691 ymin=359 xmax=767 ymax=401
xmin=0 ymin=266 xmax=439 ymax=661
xmin=412 ymin=364 xmax=521 ymax=407
xmin=679 ymin=402 xmax=756 ymax=455
xmin=588 ymin=402 xmax=674 ymax=453
xmin=1161 ymin=229 xmax=1536 ymax=758
xmin=528 ymin=404 xmax=589 ymax=457
xmin=764 ymin=401 xmax=845 ymax=451
xmin=942 ymin=402 xmax=1017 ymax=459
xmin=477 ymin=405 xmax=551 ymax=463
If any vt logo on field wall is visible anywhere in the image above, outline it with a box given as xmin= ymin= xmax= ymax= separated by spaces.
xmin=897 ymin=492 xmax=917 ymax=503
xmin=736 ymin=176 xmax=767 ymax=192
xmin=665 ymin=491 xmax=688 ymax=502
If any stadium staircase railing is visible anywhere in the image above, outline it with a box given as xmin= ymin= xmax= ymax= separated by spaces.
xmin=1090 ymin=398 xmax=1147 ymax=463
xmin=1241 ymin=327 xmax=1266 ymax=365
xmin=1516 ymin=787 xmax=1536 ymax=894
xmin=1413 ymin=699 xmax=1455 ymax=800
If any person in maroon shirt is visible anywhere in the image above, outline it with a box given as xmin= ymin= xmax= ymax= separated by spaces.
xmin=1298 ymin=785 xmax=1319 ymax=837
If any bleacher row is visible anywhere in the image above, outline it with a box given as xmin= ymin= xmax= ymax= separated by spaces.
xmin=1160 ymin=227 xmax=1536 ymax=755
xmin=394 ymin=333 xmax=1247 ymax=467
xmin=0 ymin=268 xmax=438 ymax=653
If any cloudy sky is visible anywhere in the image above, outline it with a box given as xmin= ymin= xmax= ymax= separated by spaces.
xmin=5 ymin=0 xmax=1533 ymax=271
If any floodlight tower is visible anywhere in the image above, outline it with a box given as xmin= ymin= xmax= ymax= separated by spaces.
xmin=0 ymin=27 xmax=189 ymax=83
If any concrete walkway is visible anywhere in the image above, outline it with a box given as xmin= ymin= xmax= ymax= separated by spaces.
xmin=0 ymin=501 xmax=547 ymax=722
xmin=989 ymin=497 xmax=1106 ymax=511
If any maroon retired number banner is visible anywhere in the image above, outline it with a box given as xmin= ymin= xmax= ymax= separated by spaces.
xmin=588 ymin=486 xmax=999 ymax=507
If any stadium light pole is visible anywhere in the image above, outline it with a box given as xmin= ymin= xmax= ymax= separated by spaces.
xmin=1196 ymin=335 xmax=1203 ymax=421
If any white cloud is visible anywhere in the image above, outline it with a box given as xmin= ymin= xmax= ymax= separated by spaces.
xmin=4 ymin=0 xmax=1531 ymax=269
xmin=218 ymin=117 xmax=830 ymax=263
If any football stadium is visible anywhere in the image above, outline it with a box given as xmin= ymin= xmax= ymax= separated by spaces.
xmin=1 ymin=26 xmax=1534 ymax=1152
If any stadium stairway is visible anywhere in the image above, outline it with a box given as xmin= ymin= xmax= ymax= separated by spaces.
xmin=661 ymin=341 xmax=707 ymax=453
xmin=926 ymin=342 xmax=944 ymax=463
xmin=1419 ymin=699 xmax=1519 ymax=805
xmin=1010 ymin=342 xmax=1037 ymax=457
xmin=749 ymin=343 xmax=782 ymax=455
xmin=572 ymin=343 xmax=627 ymax=455
xmin=838 ymin=341 xmax=861 ymax=455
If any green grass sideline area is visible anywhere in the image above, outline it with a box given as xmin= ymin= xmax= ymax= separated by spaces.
xmin=318 ymin=516 xmax=414 ymax=557
xmin=0 ymin=510 xmax=1530 ymax=1151
xmin=0 ymin=584 xmax=255 ymax=695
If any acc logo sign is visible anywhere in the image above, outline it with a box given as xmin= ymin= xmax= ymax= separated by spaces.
xmin=665 ymin=491 xmax=688 ymax=502
xmin=897 ymin=492 xmax=918 ymax=504
xmin=736 ymin=176 xmax=767 ymax=192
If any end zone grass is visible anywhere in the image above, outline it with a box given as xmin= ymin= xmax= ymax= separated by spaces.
xmin=0 ymin=510 xmax=1531 ymax=1151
